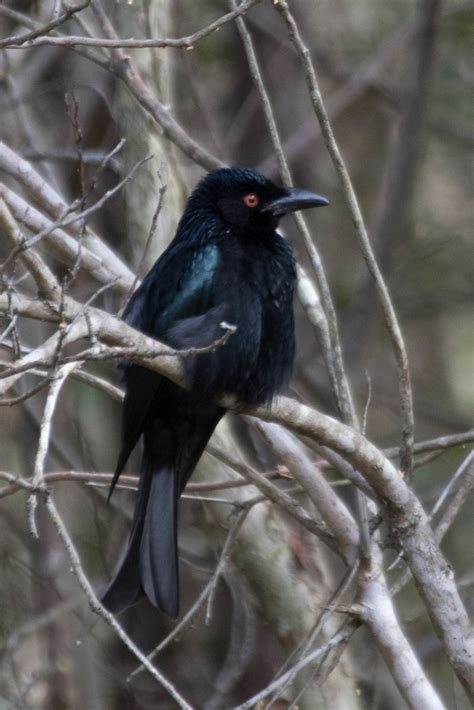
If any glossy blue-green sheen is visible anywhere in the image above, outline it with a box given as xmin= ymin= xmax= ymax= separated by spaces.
xmin=123 ymin=241 xmax=219 ymax=336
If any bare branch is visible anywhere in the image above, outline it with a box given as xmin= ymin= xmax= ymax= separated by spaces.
xmin=28 ymin=363 xmax=78 ymax=536
xmin=0 ymin=0 xmax=90 ymax=49
xmin=358 ymin=549 xmax=444 ymax=709
xmin=0 ymin=198 xmax=60 ymax=298
xmin=253 ymin=420 xmax=359 ymax=564
xmin=3 ymin=287 xmax=470 ymax=693
xmin=0 ymin=469 xmax=287 ymax=500
xmin=0 ymin=7 xmax=223 ymax=171
xmin=384 ymin=430 xmax=474 ymax=459
xmin=431 ymin=451 xmax=474 ymax=541
xmin=86 ymin=0 xmax=224 ymax=171
xmin=274 ymin=0 xmax=415 ymax=478
xmin=3 ymin=0 xmax=262 ymax=50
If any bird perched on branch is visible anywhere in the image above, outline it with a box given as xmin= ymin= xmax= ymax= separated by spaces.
xmin=101 ymin=167 xmax=328 ymax=617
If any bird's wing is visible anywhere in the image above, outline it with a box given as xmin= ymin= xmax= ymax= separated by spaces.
xmin=108 ymin=242 xmax=221 ymax=500
xmin=123 ymin=242 xmax=220 ymax=336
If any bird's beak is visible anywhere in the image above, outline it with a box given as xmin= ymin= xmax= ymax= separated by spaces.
xmin=262 ymin=187 xmax=329 ymax=217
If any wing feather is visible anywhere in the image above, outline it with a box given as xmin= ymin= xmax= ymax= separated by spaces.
xmin=109 ymin=242 xmax=220 ymax=499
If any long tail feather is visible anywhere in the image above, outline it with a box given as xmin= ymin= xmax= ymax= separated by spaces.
xmin=139 ymin=464 xmax=179 ymax=618
xmin=101 ymin=453 xmax=153 ymax=612
xmin=101 ymin=451 xmax=180 ymax=616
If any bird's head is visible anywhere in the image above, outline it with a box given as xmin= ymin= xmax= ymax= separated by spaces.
xmin=186 ymin=167 xmax=328 ymax=235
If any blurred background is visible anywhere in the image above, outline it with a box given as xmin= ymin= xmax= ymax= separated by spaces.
xmin=0 ymin=0 xmax=472 ymax=708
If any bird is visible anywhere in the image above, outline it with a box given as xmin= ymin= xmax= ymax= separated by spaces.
xmin=101 ymin=167 xmax=328 ymax=617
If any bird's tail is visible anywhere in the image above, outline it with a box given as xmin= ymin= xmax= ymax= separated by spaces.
xmin=101 ymin=407 xmax=222 ymax=617
xmin=100 ymin=447 xmax=180 ymax=617
xmin=139 ymin=457 xmax=180 ymax=617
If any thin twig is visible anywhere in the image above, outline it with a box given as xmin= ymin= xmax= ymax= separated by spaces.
xmin=28 ymin=363 xmax=77 ymax=537
xmin=235 ymin=629 xmax=351 ymax=709
xmin=274 ymin=0 xmax=415 ymax=478
xmin=122 ymin=172 xmax=167 ymax=312
xmin=266 ymin=562 xmax=360 ymax=708
xmin=431 ymin=451 xmax=474 ymax=538
xmin=362 ymin=372 xmax=372 ymax=437
xmin=0 ymin=468 xmax=285 ymax=500
xmin=384 ymin=429 xmax=474 ymax=459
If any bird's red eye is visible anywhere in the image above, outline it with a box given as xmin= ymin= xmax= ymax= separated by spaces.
xmin=244 ymin=193 xmax=259 ymax=207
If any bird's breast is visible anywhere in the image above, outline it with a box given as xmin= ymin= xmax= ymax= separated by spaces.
xmin=202 ymin=237 xmax=295 ymax=404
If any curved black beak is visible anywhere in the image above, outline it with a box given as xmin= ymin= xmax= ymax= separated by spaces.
xmin=262 ymin=187 xmax=329 ymax=217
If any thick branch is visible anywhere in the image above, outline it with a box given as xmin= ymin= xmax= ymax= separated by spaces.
xmin=358 ymin=552 xmax=444 ymax=709
xmin=253 ymin=420 xmax=359 ymax=564
xmin=0 ymin=198 xmax=60 ymax=298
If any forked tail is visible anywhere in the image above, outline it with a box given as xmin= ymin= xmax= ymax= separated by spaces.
xmin=101 ymin=452 xmax=180 ymax=617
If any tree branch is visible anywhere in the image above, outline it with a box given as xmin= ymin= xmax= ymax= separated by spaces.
xmin=2 ymin=0 xmax=262 ymax=50
xmin=274 ymin=0 xmax=415 ymax=478
xmin=0 ymin=0 xmax=91 ymax=49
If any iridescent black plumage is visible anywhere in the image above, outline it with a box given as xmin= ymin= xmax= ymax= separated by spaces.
xmin=101 ymin=168 xmax=328 ymax=617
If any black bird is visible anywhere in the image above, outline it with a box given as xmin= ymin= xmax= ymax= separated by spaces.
xmin=101 ymin=167 xmax=328 ymax=617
